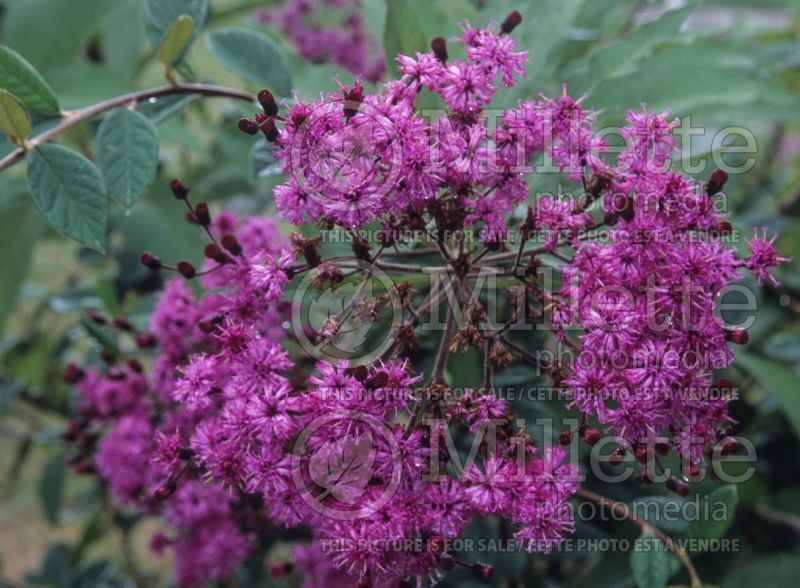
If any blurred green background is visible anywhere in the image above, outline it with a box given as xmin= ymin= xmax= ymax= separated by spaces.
xmin=0 ymin=0 xmax=799 ymax=586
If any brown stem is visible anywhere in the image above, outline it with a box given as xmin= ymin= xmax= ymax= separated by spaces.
xmin=431 ymin=309 xmax=456 ymax=384
xmin=0 ymin=83 xmax=255 ymax=172
xmin=577 ymin=488 xmax=702 ymax=588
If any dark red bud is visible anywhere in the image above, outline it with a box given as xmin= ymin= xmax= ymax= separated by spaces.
xmin=558 ymin=430 xmax=572 ymax=446
xmin=177 ymin=261 xmax=196 ymax=279
xmin=438 ymin=554 xmax=455 ymax=571
xmin=204 ymin=243 xmax=227 ymax=263
xmin=169 ymin=178 xmax=189 ymax=200
xmin=583 ymin=427 xmax=601 ymax=446
xmin=88 ymin=310 xmax=106 ymax=325
xmin=258 ymin=89 xmax=279 ymax=116
xmin=267 ymin=562 xmax=293 ymax=577
xmin=260 ymin=118 xmax=279 ymax=142
xmin=472 ymin=563 xmax=493 ymax=579
xmin=500 ymin=10 xmax=522 ymax=34
xmin=716 ymin=220 xmax=733 ymax=236
xmin=667 ymin=476 xmax=690 ymax=497
xmin=635 ymin=444 xmax=649 ymax=464
xmin=725 ymin=329 xmax=748 ymax=345
xmin=706 ymin=169 xmax=729 ymax=196
xmin=609 ymin=447 xmax=626 ymax=466
xmin=720 ymin=437 xmax=739 ymax=456
xmin=113 ymin=316 xmax=133 ymax=331
xmin=198 ymin=318 xmax=215 ymax=334
xmin=220 ymin=234 xmax=242 ymax=256
xmin=194 ymin=203 xmax=211 ymax=227
xmin=140 ymin=252 xmax=162 ymax=271
xmin=63 ymin=362 xmax=85 ymax=384
xmin=428 ymin=536 xmax=446 ymax=555
xmin=153 ymin=480 xmax=177 ymax=502
xmin=431 ymin=37 xmax=448 ymax=62
xmin=126 ymin=358 xmax=143 ymax=373
xmin=61 ymin=421 xmax=82 ymax=442
xmin=135 ymin=332 xmax=157 ymax=348
xmin=238 ymin=118 xmax=259 ymax=135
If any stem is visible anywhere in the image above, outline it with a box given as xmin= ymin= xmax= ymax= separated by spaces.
xmin=0 ymin=83 xmax=255 ymax=172
xmin=430 ymin=310 xmax=456 ymax=385
xmin=577 ymin=488 xmax=702 ymax=588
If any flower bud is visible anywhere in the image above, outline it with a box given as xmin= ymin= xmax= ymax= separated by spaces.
xmin=177 ymin=261 xmax=196 ymax=279
xmin=720 ymin=437 xmax=739 ymax=456
xmin=609 ymin=447 xmax=626 ymax=466
xmin=113 ymin=316 xmax=133 ymax=331
xmin=153 ymin=480 xmax=177 ymax=502
xmin=221 ymin=234 xmax=242 ymax=256
xmin=169 ymin=178 xmax=189 ymax=199
xmin=63 ymin=362 xmax=85 ymax=384
xmin=583 ymin=427 xmax=601 ymax=446
xmin=706 ymin=169 xmax=728 ymax=196
xmin=431 ymin=37 xmax=448 ymax=62
xmin=500 ymin=10 xmax=522 ymax=34
xmin=667 ymin=476 xmax=690 ymax=497
xmin=135 ymin=332 xmax=157 ymax=348
xmin=558 ymin=430 xmax=572 ymax=446
xmin=258 ymin=89 xmax=279 ymax=116
xmin=140 ymin=252 xmax=162 ymax=271
xmin=194 ymin=203 xmax=211 ymax=227
xmin=204 ymin=243 xmax=228 ymax=264
xmin=238 ymin=118 xmax=259 ymax=135
xmin=472 ymin=563 xmax=493 ymax=579
xmin=88 ymin=310 xmax=106 ymax=325
xmin=260 ymin=118 xmax=279 ymax=142
xmin=725 ymin=328 xmax=749 ymax=345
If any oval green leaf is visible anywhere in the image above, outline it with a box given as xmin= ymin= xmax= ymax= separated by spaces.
xmin=630 ymin=532 xmax=671 ymax=588
xmin=96 ymin=108 xmax=159 ymax=208
xmin=0 ymin=89 xmax=31 ymax=145
xmin=687 ymin=485 xmax=738 ymax=544
xmin=157 ymin=14 xmax=195 ymax=66
xmin=0 ymin=44 xmax=60 ymax=114
xmin=27 ymin=144 xmax=108 ymax=252
xmin=383 ymin=0 xmax=427 ymax=79
xmin=204 ymin=28 xmax=292 ymax=96
xmin=145 ymin=0 xmax=207 ymax=54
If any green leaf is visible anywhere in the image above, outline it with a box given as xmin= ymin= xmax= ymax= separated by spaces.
xmin=204 ymin=28 xmax=292 ymax=96
xmin=564 ymin=2 xmax=699 ymax=95
xmin=0 ymin=89 xmax=31 ymax=145
xmin=383 ymin=0 xmax=428 ymax=78
xmin=40 ymin=450 xmax=66 ymax=525
xmin=27 ymin=144 xmax=108 ymax=252
xmin=0 ymin=188 xmax=43 ymax=331
xmin=96 ymin=108 xmax=159 ymax=208
xmin=631 ymin=532 xmax=671 ymax=588
xmin=687 ymin=485 xmax=738 ymax=543
xmin=629 ymin=497 xmax=690 ymax=535
xmin=144 ymin=0 xmax=208 ymax=54
xmin=0 ymin=45 xmax=60 ymax=114
xmin=723 ymin=554 xmax=800 ymax=588
xmin=157 ymin=14 xmax=195 ymax=66
xmin=736 ymin=352 xmax=800 ymax=438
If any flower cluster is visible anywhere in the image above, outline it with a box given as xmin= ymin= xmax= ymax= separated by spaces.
xmin=62 ymin=10 xmax=788 ymax=588
xmin=257 ymin=0 xmax=386 ymax=82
